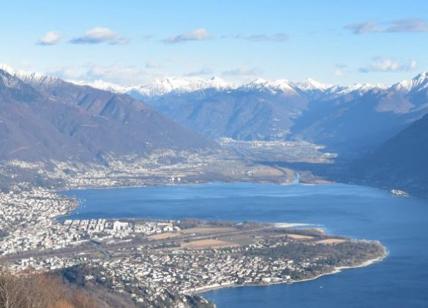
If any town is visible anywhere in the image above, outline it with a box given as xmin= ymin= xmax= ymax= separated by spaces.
xmin=0 ymin=188 xmax=179 ymax=255
xmin=1 ymin=141 xmax=332 ymax=192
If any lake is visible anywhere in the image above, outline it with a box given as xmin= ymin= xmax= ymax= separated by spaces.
xmin=64 ymin=182 xmax=428 ymax=308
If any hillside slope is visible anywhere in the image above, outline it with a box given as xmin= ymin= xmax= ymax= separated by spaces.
xmin=351 ymin=114 xmax=428 ymax=195
xmin=143 ymin=85 xmax=307 ymax=141
xmin=0 ymin=70 xmax=215 ymax=162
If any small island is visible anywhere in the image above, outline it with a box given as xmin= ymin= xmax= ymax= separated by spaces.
xmin=0 ymin=188 xmax=387 ymax=307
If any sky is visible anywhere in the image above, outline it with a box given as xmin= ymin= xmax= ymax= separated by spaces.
xmin=1 ymin=0 xmax=428 ymax=86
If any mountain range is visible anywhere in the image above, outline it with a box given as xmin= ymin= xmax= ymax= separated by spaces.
xmin=112 ymin=73 xmax=428 ymax=158
xmin=0 ymin=69 xmax=214 ymax=162
xmin=1 ymin=66 xmax=427 ymax=195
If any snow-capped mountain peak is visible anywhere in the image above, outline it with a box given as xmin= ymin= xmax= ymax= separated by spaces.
xmin=293 ymin=78 xmax=333 ymax=91
xmin=394 ymin=72 xmax=428 ymax=92
xmin=71 ymin=79 xmax=130 ymax=93
xmin=0 ymin=64 xmax=59 ymax=86
xmin=2 ymin=64 xmax=428 ymax=99
xmin=131 ymin=76 xmax=233 ymax=96
xmin=242 ymin=78 xmax=296 ymax=94
xmin=333 ymin=83 xmax=384 ymax=95
xmin=242 ymin=78 xmax=334 ymax=94
xmin=0 ymin=67 xmax=22 ymax=89
xmin=0 ymin=64 xmax=22 ymax=76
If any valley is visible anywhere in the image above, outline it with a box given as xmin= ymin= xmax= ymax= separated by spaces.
xmin=2 ymin=67 xmax=428 ymax=196
xmin=0 ymin=67 xmax=427 ymax=308
xmin=2 ymin=3 xmax=427 ymax=307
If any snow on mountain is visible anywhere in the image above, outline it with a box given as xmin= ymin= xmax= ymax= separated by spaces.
xmin=82 ymin=76 xmax=335 ymax=97
xmin=0 ymin=69 xmax=22 ymax=89
xmin=338 ymin=83 xmax=380 ymax=94
xmin=128 ymin=77 xmax=380 ymax=97
xmin=240 ymin=78 xmax=297 ymax=94
xmin=0 ymin=64 xmax=383 ymax=97
xmin=70 ymin=79 xmax=130 ymax=93
xmin=392 ymin=72 xmax=428 ymax=92
xmin=0 ymin=64 xmax=59 ymax=87
xmin=292 ymin=78 xmax=333 ymax=91
xmin=0 ymin=65 xmax=216 ymax=162
xmin=0 ymin=64 xmax=24 ymax=76
xmin=130 ymin=76 xmax=233 ymax=97
xmin=3 ymin=64 xmax=428 ymax=99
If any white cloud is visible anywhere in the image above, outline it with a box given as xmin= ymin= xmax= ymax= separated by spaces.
xmin=164 ymin=28 xmax=210 ymax=44
xmin=222 ymin=67 xmax=261 ymax=76
xmin=344 ymin=22 xmax=380 ymax=34
xmin=145 ymin=61 xmax=162 ymax=69
xmin=184 ymin=68 xmax=213 ymax=77
xmin=229 ymin=33 xmax=288 ymax=42
xmin=345 ymin=19 xmax=428 ymax=34
xmin=50 ymin=64 xmax=147 ymax=85
xmin=37 ymin=31 xmax=61 ymax=46
xmin=70 ymin=27 xmax=128 ymax=45
xmin=334 ymin=64 xmax=348 ymax=76
xmin=386 ymin=19 xmax=428 ymax=32
xmin=359 ymin=57 xmax=417 ymax=73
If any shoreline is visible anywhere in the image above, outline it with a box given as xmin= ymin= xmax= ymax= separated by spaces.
xmin=56 ymin=181 xmax=414 ymax=204
xmin=57 ymin=178 xmax=330 ymax=192
xmin=191 ymin=249 xmax=388 ymax=296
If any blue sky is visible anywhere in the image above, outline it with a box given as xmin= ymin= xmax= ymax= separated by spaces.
xmin=1 ymin=0 xmax=428 ymax=85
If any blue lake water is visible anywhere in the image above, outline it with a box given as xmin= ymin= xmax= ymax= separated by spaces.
xmin=64 ymin=182 xmax=428 ymax=308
